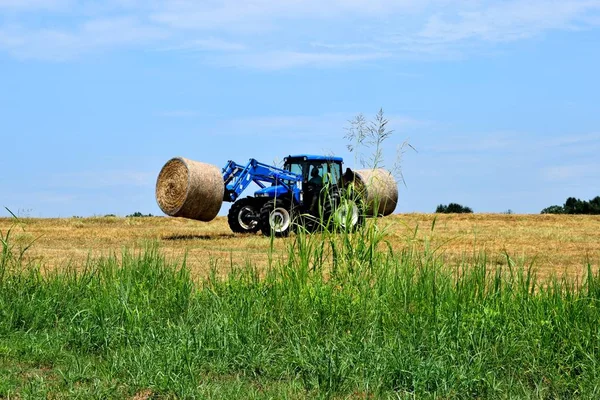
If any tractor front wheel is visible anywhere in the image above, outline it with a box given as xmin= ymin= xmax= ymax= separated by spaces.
xmin=260 ymin=199 xmax=293 ymax=237
xmin=228 ymin=197 xmax=261 ymax=233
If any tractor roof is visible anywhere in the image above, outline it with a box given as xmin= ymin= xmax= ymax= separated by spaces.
xmin=285 ymin=154 xmax=343 ymax=163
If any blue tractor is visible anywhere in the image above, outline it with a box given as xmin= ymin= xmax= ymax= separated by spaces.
xmin=222 ymin=155 xmax=364 ymax=236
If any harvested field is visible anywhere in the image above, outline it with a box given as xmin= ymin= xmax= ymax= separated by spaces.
xmin=1 ymin=213 xmax=599 ymax=279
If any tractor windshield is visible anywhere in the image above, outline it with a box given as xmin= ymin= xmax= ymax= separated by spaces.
xmin=281 ymin=161 xmax=305 ymax=188
xmin=309 ymin=162 xmax=341 ymax=185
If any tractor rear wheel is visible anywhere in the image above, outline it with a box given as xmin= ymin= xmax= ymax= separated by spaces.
xmin=260 ymin=199 xmax=294 ymax=237
xmin=228 ymin=197 xmax=261 ymax=233
xmin=324 ymin=191 xmax=364 ymax=232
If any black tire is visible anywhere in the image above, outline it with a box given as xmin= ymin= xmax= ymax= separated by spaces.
xmin=260 ymin=198 xmax=294 ymax=237
xmin=323 ymin=190 xmax=364 ymax=232
xmin=228 ymin=197 xmax=261 ymax=234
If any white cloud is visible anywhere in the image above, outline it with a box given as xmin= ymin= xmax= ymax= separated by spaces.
xmin=418 ymin=1 xmax=600 ymax=44
xmin=1 ymin=1 xmax=600 ymax=66
xmin=427 ymin=132 xmax=520 ymax=153
xmin=150 ymin=0 xmax=430 ymax=31
xmin=37 ymin=192 xmax=77 ymax=203
xmin=158 ymin=110 xmax=200 ymax=118
xmin=542 ymin=163 xmax=599 ymax=181
xmin=544 ymin=132 xmax=600 ymax=147
xmin=161 ymin=37 xmax=246 ymax=52
xmin=223 ymin=114 xmax=344 ymax=136
xmin=0 ymin=0 xmax=70 ymax=11
xmin=217 ymin=112 xmax=424 ymax=145
xmin=0 ymin=17 xmax=167 ymax=60
xmin=215 ymin=50 xmax=390 ymax=69
xmin=48 ymin=170 xmax=155 ymax=188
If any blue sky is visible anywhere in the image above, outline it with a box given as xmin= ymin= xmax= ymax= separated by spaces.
xmin=1 ymin=0 xmax=599 ymax=217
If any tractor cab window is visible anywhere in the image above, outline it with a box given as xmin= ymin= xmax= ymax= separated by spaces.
xmin=286 ymin=162 xmax=303 ymax=178
xmin=307 ymin=162 xmax=342 ymax=186
xmin=284 ymin=161 xmax=306 ymax=186
xmin=326 ymin=162 xmax=342 ymax=185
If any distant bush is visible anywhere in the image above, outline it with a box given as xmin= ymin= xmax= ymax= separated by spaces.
xmin=436 ymin=203 xmax=473 ymax=214
xmin=541 ymin=205 xmax=564 ymax=215
xmin=541 ymin=196 xmax=600 ymax=215
xmin=126 ymin=212 xmax=154 ymax=218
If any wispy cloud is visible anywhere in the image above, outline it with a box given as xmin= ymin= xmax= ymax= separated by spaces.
xmin=159 ymin=37 xmax=246 ymax=52
xmin=1 ymin=1 xmax=600 ymax=66
xmin=157 ymin=110 xmax=200 ymax=118
xmin=427 ymin=132 xmax=520 ymax=154
xmin=222 ymin=114 xmax=345 ymax=137
xmin=418 ymin=1 xmax=600 ymax=44
xmin=214 ymin=50 xmax=391 ymax=70
xmin=0 ymin=0 xmax=69 ymax=11
xmin=48 ymin=170 xmax=155 ymax=189
xmin=149 ymin=0 xmax=430 ymax=31
xmin=0 ymin=17 xmax=167 ymax=60
xmin=542 ymin=163 xmax=600 ymax=181
xmin=223 ymin=112 xmax=424 ymax=132
xmin=544 ymin=132 xmax=600 ymax=147
xmin=36 ymin=192 xmax=77 ymax=204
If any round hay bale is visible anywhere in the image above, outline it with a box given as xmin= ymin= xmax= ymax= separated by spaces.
xmin=155 ymin=157 xmax=224 ymax=222
xmin=353 ymin=168 xmax=398 ymax=217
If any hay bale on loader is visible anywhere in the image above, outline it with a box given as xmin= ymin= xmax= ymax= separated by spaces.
xmin=155 ymin=157 xmax=224 ymax=222
xmin=351 ymin=168 xmax=398 ymax=217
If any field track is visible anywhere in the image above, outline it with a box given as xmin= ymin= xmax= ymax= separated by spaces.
xmin=1 ymin=213 xmax=599 ymax=279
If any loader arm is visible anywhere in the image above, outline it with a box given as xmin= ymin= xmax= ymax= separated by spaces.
xmin=222 ymin=159 xmax=302 ymax=202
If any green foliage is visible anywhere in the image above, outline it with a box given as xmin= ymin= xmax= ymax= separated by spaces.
xmin=2 ymin=219 xmax=600 ymax=398
xmin=541 ymin=205 xmax=565 ymax=214
xmin=541 ymin=196 xmax=600 ymax=215
xmin=436 ymin=202 xmax=473 ymax=213
xmin=126 ymin=212 xmax=154 ymax=218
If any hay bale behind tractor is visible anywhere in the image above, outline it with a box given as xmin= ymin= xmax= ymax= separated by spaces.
xmin=352 ymin=168 xmax=398 ymax=217
xmin=155 ymin=157 xmax=224 ymax=222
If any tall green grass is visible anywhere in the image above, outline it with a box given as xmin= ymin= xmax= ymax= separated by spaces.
xmin=1 ymin=218 xmax=600 ymax=398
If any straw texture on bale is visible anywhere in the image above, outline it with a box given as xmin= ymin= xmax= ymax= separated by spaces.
xmin=353 ymin=168 xmax=398 ymax=217
xmin=156 ymin=157 xmax=224 ymax=222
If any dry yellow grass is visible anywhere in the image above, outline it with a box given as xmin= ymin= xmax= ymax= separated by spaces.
xmin=1 ymin=214 xmax=599 ymax=279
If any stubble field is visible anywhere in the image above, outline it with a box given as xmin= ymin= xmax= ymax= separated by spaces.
xmin=3 ymin=213 xmax=599 ymax=279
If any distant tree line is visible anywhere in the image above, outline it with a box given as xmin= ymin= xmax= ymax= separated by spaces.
xmin=541 ymin=196 xmax=600 ymax=215
xmin=436 ymin=203 xmax=473 ymax=214
xmin=127 ymin=212 xmax=154 ymax=218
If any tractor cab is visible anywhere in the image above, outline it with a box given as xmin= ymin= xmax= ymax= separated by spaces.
xmin=283 ymin=155 xmax=343 ymax=187
xmin=283 ymin=155 xmax=343 ymax=211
